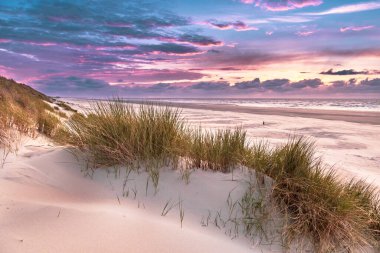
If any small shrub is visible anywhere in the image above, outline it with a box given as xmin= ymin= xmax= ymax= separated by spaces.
xmin=37 ymin=112 xmax=60 ymax=137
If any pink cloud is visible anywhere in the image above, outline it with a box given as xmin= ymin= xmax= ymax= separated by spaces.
xmin=340 ymin=25 xmax=375 ymax=32
xmin=25 ymin=41 xmax=58 ymax=47
xmin=240 ymin=0 xmax=323 ymax=11
xmin=296 ymin=30 xmax=315 ymax=36
xmin=0 ymin=65 xmax=14 ymax=77
xmin=305 ymin=2 xmax=380 ymax=15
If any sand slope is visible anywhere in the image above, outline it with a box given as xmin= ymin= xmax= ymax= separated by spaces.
xmin=0 ymin=138 xmax=271 ymax=253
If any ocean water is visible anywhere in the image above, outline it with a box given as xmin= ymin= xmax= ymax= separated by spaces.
xmin=142 ymin=98 xmax=380 ymax=112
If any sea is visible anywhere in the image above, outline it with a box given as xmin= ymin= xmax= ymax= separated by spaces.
xmin=135 ymin=98 xmax=380 ymax=112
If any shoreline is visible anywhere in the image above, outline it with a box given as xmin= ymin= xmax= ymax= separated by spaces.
xmin=123 ymin=101 xmax=380 ymax=125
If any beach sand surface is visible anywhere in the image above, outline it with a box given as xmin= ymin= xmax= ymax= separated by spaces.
xmin=66 ymin=98 xmax=380 ymax=187
xmin=1 ymin=137 xmax=275 ymax=253
xmin=1 ymin=99 xmax=379 ymax=253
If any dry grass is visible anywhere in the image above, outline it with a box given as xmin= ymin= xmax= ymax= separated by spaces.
xmin=55 ymin=101 xmax=77 ymax=112
xmin=0 ymin=76 xmax=68 ymax=142
xmin=66 ymin=100 xmax=186 ymax=168
xmin=187 ymin=127 xmax=247 ymax=172
xmin=245 ymin=137 xmax=380 ymax=252
xmin=57 ymin=98 xmax=380 ymax=252
xmin=37 ymin=112 xmax=60 ymax=137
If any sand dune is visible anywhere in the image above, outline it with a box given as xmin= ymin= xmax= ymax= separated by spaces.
xmin=1 ymin=137 xmax=273 ymax=253
xmin=66 ymin=98 xmax=380 ymax=187
xmin=2 ymin=100 xmax=379 ymax=253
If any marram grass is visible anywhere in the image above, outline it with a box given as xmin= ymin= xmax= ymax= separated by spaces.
xmin=187 ymin=127 xmax=248 ymax=172
xmin=246 ymin=137 xmax=380 ymax=252
xmin=66 ymin=100 xmax=187 ymax=168
xmin=59 ymin=99 xmax=380 ymax=252
xmin=0 ymin=76 xmax=65 ymax=140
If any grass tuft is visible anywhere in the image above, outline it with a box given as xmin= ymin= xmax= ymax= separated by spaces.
xmin=66 ymin=99 xmax=186 ymax=168
xmin=246 ymin=136 xmax=380 ymax=252
xmin=37 ymin=112 xmax=60 ymax=137
xmin=188 ymin=127 xmax=247 ymax=172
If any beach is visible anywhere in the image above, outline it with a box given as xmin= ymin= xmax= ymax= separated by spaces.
xmin=160 ymin=101 xmax=380 ymax=186
xmin=125 ymin=100 xmax=380 ymax=125
xmin=1 ymin=98 xmax=379 ymax=253
xmin=67 ymin=98 xmax=380 ymax=186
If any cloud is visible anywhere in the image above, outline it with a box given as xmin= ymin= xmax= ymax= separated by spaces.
xmin=318 ymin=48 xmax=380 ymax=58
xmin=139 ymin=43 xmax=200 ymax=55
xmin=190 ymin=81 xmax=230 ymax=90
xmin=196 ymin=48 xmax=306 ymax=69
xmin=35 ymin=76 xmax=111 ymax=95
xmin=0 ymin=48 xmax=39 ymax=61
xmin=359 ymin=78 xmax=380 ymax=91
xmin=304 ymin=2 xmax=380 ymax=15
xmin=32 ymin=75 xmax=380 ymax=98
xmin=296 ymin=31 xmax=315 ymax=36
xmin=320 ymin=69 xmax=369 ymax=75
xmin=261 ymin=79 xmax=290 ymax=90
xmin=327 ymin=78 xmax=380 ymax=93
xmin=235 ymin=78 xmax=261 ymax=89
xmin=240 ymin=0 xmax=323 ymax=11
xmin=146 ymin=83 xmax=179 ymax=92
xmin=177 ymin=34 xmax=222 ymax=46
xmin=206 ymin=20 xmax=258 ymax=31
xmin=0 ymin=1 xmax=220 ymax=58
xmin=340 ymin=26 xmax=375 ymax=32
xmin=291 ymin=78 xmax=322 ymax=88
xmin=234 ymin=78 xmax=321 ymax=91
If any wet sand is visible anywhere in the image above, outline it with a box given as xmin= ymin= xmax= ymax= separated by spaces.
xmin=128 ymin=101 xmax=380 ymax=125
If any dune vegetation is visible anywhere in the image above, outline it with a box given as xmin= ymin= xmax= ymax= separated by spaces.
xmin=1 ymin=78 xmax=379 ymax=252
xmin=0 ymin=76 xmax=78 ymax=144
xmin=63 ymin=99 xmax=380 ymax=253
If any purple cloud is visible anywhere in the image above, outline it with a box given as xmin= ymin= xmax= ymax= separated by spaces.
xmin=31 ymin=75 xmax=380 ymax=98
xmin=206 ymin=20 xmax=258 ymax=31
xmin=340 ymin=26 xmax=374 ymax=32
xmin=240 ymin=0 xmax=323 ymax=11
xmin=320 ymin=69 xmax=369 ymax=75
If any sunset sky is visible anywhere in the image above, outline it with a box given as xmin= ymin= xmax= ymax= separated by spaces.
xmin=0 ymin=0 xmax=379 ymax=97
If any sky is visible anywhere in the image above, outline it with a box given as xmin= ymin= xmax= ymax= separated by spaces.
xmin=0 ymin=0 xmax=379 ymax=98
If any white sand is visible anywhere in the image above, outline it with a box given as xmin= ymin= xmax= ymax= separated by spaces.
xmin=175 ymin=107 xmax=380 ymax=187
xmin=1 ymin=99 xmax=379 ymax=253
xmin=66 ymin=98 xmax=380 ymax=186
xmin=0 ymin=137 xmax=277 ymax=253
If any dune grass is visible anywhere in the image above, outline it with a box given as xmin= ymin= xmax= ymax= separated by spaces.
xmin=245 ymin=137 xmax=380 ymax=252
xmin=66 ymin=100 xmax=187 ymax=168
xmin=37 ymin=112 xmax=61 ymax=137
xmin=187 ymin=128 xmax=247 ymax=173
xmin=55 ymin=100 xmax=77 ymax=113
xmin=61 ymin=99 xmax=380 ymax=252
xmin=0 ymin=76 xmax=78 ymax=143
